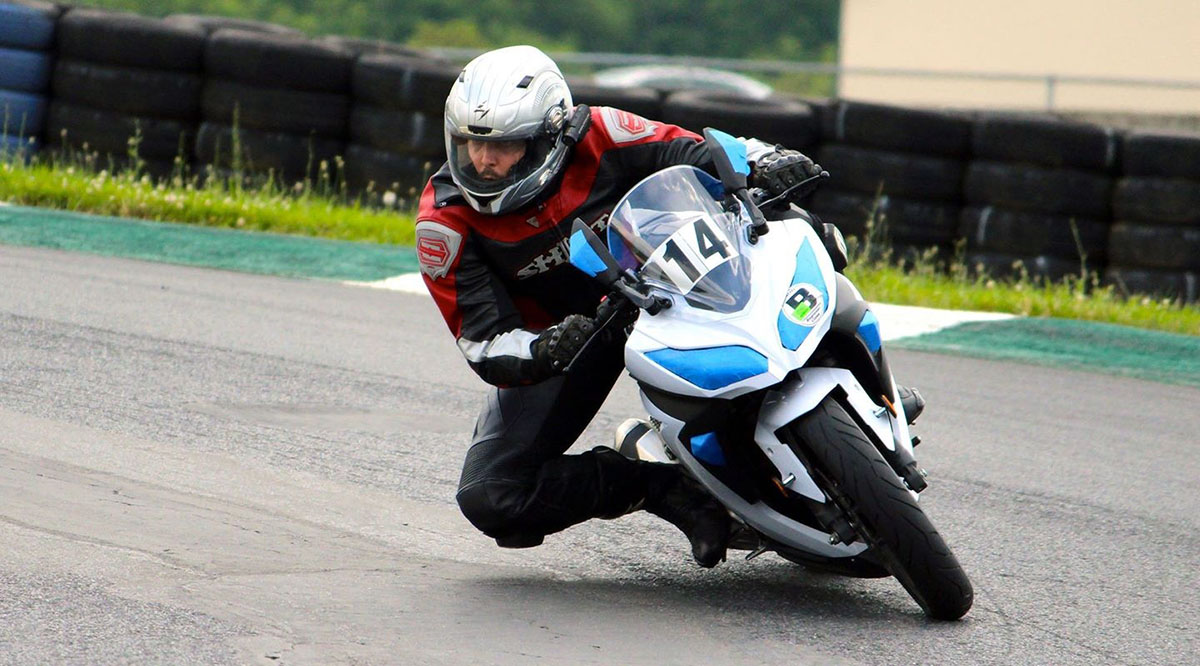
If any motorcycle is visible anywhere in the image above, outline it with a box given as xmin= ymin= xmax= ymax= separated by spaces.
xmin=566 ymin=129 xmax=973 ymax=620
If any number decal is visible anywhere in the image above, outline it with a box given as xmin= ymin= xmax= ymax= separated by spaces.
xmin=661 ymin=238 xmax=702 ymax=282
xmin=646 ymin=217 xmax=737 ymax=293
xmin=695 ymin=219 xmax=730 ymax=260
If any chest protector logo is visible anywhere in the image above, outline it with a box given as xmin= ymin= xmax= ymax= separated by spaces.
xmin=415 ymin=220 xmax=464 ymax=280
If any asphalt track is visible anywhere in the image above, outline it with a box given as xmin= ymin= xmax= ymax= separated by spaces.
xmin=1 ymin=238 xmax=1198 ymax=663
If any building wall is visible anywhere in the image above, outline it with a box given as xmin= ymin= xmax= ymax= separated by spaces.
xmin=838 ymin=0 xmax=1200 ymax=113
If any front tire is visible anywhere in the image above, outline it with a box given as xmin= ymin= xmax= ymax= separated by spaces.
xmin=785 ymin=397 xmax=973 ymax=620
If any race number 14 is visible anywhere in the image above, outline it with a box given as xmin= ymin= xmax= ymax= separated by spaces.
xmin=654 ymin=218 xmax=737 ymax=293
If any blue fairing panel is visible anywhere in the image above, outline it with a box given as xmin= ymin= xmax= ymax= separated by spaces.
xmin=858 ymin=309 xmax=882 ymax=353
xmin=690 ymin=432 xmax=726 ymax=466
xmin=569 ymin=228 xmax=608 ymax=277
xmin=645 ymin=345 xmax=768 ymax=390
xmin=777 ymin=239 xmax=830 ymax=351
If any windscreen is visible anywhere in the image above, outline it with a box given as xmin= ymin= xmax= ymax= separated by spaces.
xmin=607 ymin=166 xmax=751 ymax=312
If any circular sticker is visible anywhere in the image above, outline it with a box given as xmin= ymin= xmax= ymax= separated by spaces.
xmin=782 ymin=283 xmax=825 ymax=326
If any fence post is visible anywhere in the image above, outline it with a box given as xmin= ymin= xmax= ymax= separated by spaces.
xmin=1046 ymin=75 xmax=1058 ymax=111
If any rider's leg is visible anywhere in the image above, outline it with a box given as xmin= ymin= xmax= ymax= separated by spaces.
xmin=454 ymin=335 xmax=730 ymax=566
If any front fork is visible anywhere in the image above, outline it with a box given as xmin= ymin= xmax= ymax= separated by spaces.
xmin=757 ymin=368 xmax=926 ymax=500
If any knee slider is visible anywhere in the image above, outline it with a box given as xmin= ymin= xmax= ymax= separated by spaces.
xmin=455 ymin=480 xmax=531 ymax=539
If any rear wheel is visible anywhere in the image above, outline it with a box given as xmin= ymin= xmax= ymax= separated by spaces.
xmin=784 ymin=397 xmax=973 ymax=620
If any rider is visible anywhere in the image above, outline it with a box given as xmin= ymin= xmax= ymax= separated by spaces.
xmin=416 ymin=45 xmax=902 ymax=568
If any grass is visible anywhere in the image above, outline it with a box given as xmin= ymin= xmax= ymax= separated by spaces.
xmin=0 ymin=149 xmax=417 ymax=246
xmin=847 ymin=256 xmax=1200 ymax=336
xmin=1 ymin=147 xmax=1197 ymax=336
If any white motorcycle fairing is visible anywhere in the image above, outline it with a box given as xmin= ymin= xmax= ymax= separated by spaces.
xmin=603 ymin=167 xmax=914 ymax=564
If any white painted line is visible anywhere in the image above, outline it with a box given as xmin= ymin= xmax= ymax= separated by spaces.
xmin=871 ymin=303 xmax=1015 ymax=341
xmin=351 ymin=273 xmax=427 ymax=294
xmin=348 ymin=273 xmax=1017 ymax=340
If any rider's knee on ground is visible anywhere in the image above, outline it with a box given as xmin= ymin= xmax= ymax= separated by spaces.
xmin=455 ymin=479 xmax=533 ymax=539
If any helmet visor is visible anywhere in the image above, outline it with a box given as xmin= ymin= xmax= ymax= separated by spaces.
xmin=448 ymin=133 xmax=556 ymax=198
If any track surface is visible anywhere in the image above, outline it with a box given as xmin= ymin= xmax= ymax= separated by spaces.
xmin=2 ymin=244 xmax=1197 ymax=665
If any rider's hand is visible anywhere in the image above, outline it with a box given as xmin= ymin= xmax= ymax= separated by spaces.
xmin=595 ymin=291 xmax=638 ymax=331
xmin=532 ymin=314 xmax=596 ymax=374
xmin=751 ymin=146 xmax=824 ymax=200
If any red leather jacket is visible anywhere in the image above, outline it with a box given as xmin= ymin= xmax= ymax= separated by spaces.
xmin=416 ymin=105 xmax=709 ymax=386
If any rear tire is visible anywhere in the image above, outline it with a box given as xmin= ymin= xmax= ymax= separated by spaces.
xmin=785 ymin=397 xmax=973 ymax=620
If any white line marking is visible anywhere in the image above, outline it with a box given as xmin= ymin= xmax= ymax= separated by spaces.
xmin=347 ymin=273 xmax=1017 ymax=340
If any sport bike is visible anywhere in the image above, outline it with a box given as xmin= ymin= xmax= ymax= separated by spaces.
xmin=566 ymin=129 xmax=973 ymax=620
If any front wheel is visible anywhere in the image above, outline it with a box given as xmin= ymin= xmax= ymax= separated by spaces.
xmin=784 ymin=397 xmax=974 ymax=620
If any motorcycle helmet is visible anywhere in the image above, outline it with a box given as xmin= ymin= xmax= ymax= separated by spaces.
xmin=443 ymin=45 xmax=573 ymax=214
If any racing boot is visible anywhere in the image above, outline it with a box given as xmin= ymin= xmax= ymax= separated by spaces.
xmin=592 ymin=445 xmax=730 ymax=568
xmin=642 ymin=466 xmax=732 ymax=568
xmin=897 ymin=385 xmax=925 ymax=424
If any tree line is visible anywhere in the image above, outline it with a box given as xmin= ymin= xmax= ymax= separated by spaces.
xmin=79 ymin=0 xmax=839 ymax=63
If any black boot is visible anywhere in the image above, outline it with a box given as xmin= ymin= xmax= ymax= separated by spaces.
xmin=589 ymin=447 xmax=731 ymax=568
xmin=897 ymin=385 xmax=925 ymax=424
xmin=643 ymin=467 xmax=731 ymax=568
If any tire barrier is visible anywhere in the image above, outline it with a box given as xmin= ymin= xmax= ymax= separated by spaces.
xmin=349 ymin=106 xmax=442 ymax=157
xmin=807 ymin=188 xmax=959 ymax=264
xmin=0 ymin=1 xmax=58 ymax=156
xmin=819 ymin=100 xmax=972 ymax=158
xmin=0 ymin=1 xmax=60 ymax=50
xmin=964 ymin=161 xmax=1112 ymax=218
xmin=960 ymin=113 xmax=1116 ymax=282
xmin=959 ymin=207 xmax=1108 ymax=261
xmin=1121 ymin=130 xmax=1200 ymax=181
xmin=47 ymin=101 xmax=193 ymax=163
xmin=971 ymin=113 xmax=1119 ymax=171
xmin=1103 ymin=130 xmax=1200 ymax=301
xmin=0 ymin=88 xmax=46 ymax=136
xmin=0 ymin=46 xmax=53 ymax=92
xmin=817 ymin=144 xmax=963 ymax=203
xmin=662 ymin=90 xmax=818 ymax=150
xmin=199 ymin=29 xmax=353 ymax=182
xmin=201 ymin=79 xmax=349 ymax=137
xmin=963 ymin=252 xmax=1085 ymax=282
xmin=1104 ymin=266 xmax=1198 ymax=303
xmin=346 ymin=51 xmax=459 ymax=195
xmin=51 ymin=59 xmax=202 ymax=120
xmin=204 ymin=29 xmax=353 ymax=93
xmin=342 ymin=143 xmax=435 ymax=195
xmin=567 ymin=79 xmax=663 ymax=125
xmin=46 ymin=9 xmax=203 ymax=172
xmin=808 ymin=101 xmax=971 ymax=260
xmin=352 ymin=52 xmax=462 ymax=117
xmin=56 ymin=9 xmax=206 ymax=71
xmin=164 ymin=14 xmax=304 ymax=38
xmin=195 ymin=121 xmax=345 ymax=183
xmin=319 ymin=35 xmax=426 ymax=58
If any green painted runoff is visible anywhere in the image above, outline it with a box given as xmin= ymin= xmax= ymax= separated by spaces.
xmin=0 ymin=204 xmax=418 ymax=281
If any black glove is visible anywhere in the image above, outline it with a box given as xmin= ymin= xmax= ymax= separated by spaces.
xmin=531 ymin=314 xmax=596 ymax=374
xmin=594 ymin=291 xmax=638 ymax=331
xmin=751 ymin=147 xmax=824 ymax=200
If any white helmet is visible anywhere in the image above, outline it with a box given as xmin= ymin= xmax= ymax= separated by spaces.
xmin=444 ymin=45 xmax=574 ymax=215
